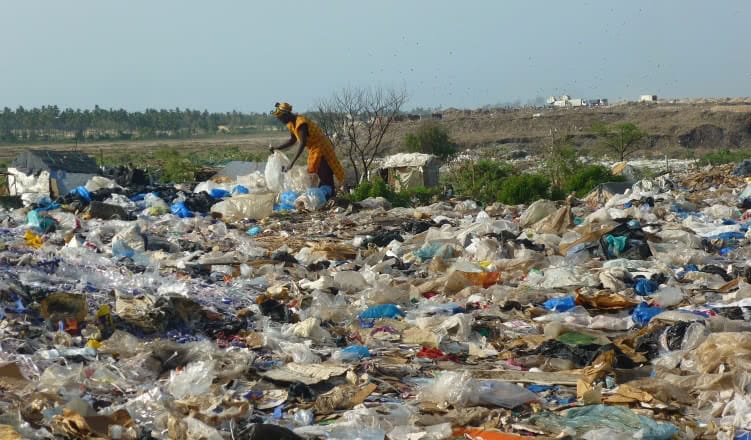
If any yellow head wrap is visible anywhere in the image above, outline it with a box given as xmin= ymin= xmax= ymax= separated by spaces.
xmin=271 ymin=102 xmax=293 ymax=116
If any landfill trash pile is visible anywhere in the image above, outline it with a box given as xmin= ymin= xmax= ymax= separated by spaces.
xmin=4 ymin=158 xmax=751 ymax=439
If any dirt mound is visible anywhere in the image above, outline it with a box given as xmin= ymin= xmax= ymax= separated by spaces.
xmin=678 ymin=124 xmax=726 ymax=148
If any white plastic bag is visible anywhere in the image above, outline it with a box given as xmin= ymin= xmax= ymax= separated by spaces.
xmin=210 ymin=192 xmax=276 ymax=221
xmin=285 ymin=166 xmax=319 ymax=192
xmin=520 ymin=200 xmax=557 ymax=227
xmin=265 ymin=151 xmax=290 ymax=193
xmin=168 ymin=361 xmax=215 ymax=399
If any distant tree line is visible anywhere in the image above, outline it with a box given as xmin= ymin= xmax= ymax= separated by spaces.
xmin=0 ymin=105 xmax=279 ymax=144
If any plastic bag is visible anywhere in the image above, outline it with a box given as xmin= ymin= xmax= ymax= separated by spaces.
xmin=529 ymin=404 xmax=678 ymax=440
xmin=632 ymin=302 xmax=663 ymax=327
xmin=279 ymin=341 xmax=321 ymax=364
xmin=543 ymin=296 xmax=576 ymax=312
xmin=170 ymin=201 xmax=194 ymax=218
xmin=295 ymin=187 xmax=327 ymax=211
xmin=472 ymin=380 xmax=540 ymax=408
xmin=332 ymin=345 xmax=371 ymax=362
xmin=359 ymin=304 xmax=405 ymax=320
xmin=27 ymin=210 xmax=57 ymax=232
xmin=85 ymin=175 xmax=120 ymax=192
xmin=634 ymin=278 xmax=659 ymax=296
xmin=285 ymin=166 xmax=320 ymax=192
xmin=168 ymin=361 xmax=215 ymax=399
xmin=418 ymin=371 xmax=473 ymax=406
xmin=209 ymin=188 xmax=230 ymax=199
xmin=70 ymin=186 xmax=92 ymax=202
xmin=520 ymin=199 xmax=557 ymax=228
xmin=277 ymin=191 xmax=299 ymax=211
xmin=652 ymin=286 xmax=683 ymax=307
xmin=210 ymin=192 xmax=276 ymax=221
xmin=265 ymin=151 xmax=290 ymax=193
xmin=232 ymin=185 xmax=249 ymax=195
xmin=333 ymin=271 xmax=369 ymax=292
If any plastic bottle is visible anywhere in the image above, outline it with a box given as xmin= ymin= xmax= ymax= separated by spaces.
xmin=294 ymin=409 xmax=315 ymax=426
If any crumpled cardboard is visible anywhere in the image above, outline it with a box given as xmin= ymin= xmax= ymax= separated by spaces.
xmin=259 ymin=362 xmax=348 ymax=385
xmin=314 ymin=383 xmax=378 ymax=415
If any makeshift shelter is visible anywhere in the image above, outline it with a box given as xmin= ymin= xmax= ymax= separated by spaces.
xmin=585 ymin=181 xmax=633 ymax=208
xmin=8 ymin=150 xmax=99 ymax=203
xmin=378 ymin=153 xmax=441 ymax=192
xmin=611 ymin=162 xmax=642 ymax=182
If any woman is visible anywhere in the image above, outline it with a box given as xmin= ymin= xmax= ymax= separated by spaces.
xmin=269 ymin=102 xmax=345 ymax=197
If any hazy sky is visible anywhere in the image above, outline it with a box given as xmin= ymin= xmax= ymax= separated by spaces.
xmin=2 ymin=0 xmax=749 ymax=112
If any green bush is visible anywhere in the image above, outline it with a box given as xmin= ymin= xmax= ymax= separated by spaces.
xmin=700 ymin=149 xmax=751 ymax=166
xmin=447 ymin=159 xmax=514 ymax=204
xmin=404 ymin=121 xmax=457 ymax=160
xmin=544 ymin=141 xmax=579 ymax=188
xmin=153 ymin=148 xmax=198 ymax=183
xmin=562 ymin=164 xmax=625 ymax=197
xmin=497 ymin=174 xmax=551 ymax=205
xmin=346 ymin=178 xmax=440 ymax=208
xmin=406 ymin=186 xmax=441 ymax=205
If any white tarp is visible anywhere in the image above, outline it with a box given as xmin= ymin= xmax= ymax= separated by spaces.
xmin=7 ymin=168 xmax=49 ymax=196
xmin=381 ymin=153 xmax=437 ymax=169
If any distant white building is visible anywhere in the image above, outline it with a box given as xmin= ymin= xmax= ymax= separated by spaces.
xmin=639 ymin=95 xmax=657 ymax=102
xmin=587 ymin=98 xmax=609 ymax=106
xmin=547 ymin=94 xmax=598 ymax=108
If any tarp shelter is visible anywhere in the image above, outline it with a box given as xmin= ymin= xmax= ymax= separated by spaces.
xmin=8 ymin=150 xmax=99 ymax=203
xmin=378 ymin=153 xmax=441 ymax=192
xmin=585 ymin=181 xmax=634 ymax=207
xmin=611 ymin=162 xmax=642 ymax=182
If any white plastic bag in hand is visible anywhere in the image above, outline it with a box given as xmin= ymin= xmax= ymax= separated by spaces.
xmin=264 ymin=151 xmax=290 ymax=193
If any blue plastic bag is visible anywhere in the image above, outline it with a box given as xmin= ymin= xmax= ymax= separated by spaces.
xmin=606 ymin=235 xmax=628 ymax=257
xmin=338 ymin=345 xmax=371 ymax=361
xmin=319 ymin=185 xmax=333 ymax=198
xmin=632 ymin=302 xmax=663 ymax=326
xmin=715 ymin=231 xmax=744 ymax=240
xmin=634 ymin=278 xmax=659 ymax=296
xmin=112 ymin=240 xmax=136 ymax=258
xmin=170 ymin=202 xmax=194 ymax=218
xmin=414 ymin=243 xmax=455 ymax=262
xmin=232 ymin=185 xmax=249 ymax=195
xmin=70 ymin=186 xmax=91 ymax=202
xmin=275 ymin=191 xmax=299 ymax=211
xmin=542 ymin=296 xmax=576 ymax=312
xmin=305 ymin=187 xmax=328 ymax=209
xmin=210 ymin=188 xmax=230 ymax=199
xmin=247 ymin=226 xmax=262 ymax=236
xmin=27 ymin=210 xmax=57 ymax=232
xmin=359 ymin=304 xmax=405 ymax=320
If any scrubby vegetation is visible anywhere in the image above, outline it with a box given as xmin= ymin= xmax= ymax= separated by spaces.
xmin=404 ymin=122 xmax=457 ymax=160
xmin=346 ymin=177 xmax=441 ymax=207
xmin=100 ymin=146 xmax=267 ymax=183
xmin=442 ymin=148 xmax=624 ymax=206
xmin=700 ymin=149 xmax=751 ymax=165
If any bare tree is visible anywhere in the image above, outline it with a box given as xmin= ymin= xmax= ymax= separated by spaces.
xmin=313 ymin=86 xmax=408 ymax=183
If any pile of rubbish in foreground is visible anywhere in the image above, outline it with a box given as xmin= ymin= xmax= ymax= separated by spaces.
xmin=4 ymin=160 xmax=751 ymax=439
